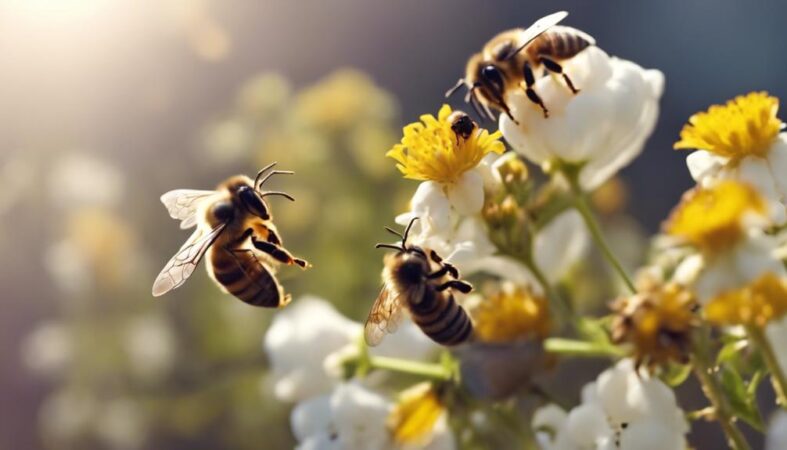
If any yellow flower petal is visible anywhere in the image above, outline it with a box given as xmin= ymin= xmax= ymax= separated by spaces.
xmin=705 ymin=273 xmax=787 ymax=326
xmin=387 ymin=104 xmax=504 ymax=184
xmin=665 ymin=181 xmax=766 ymax=252
xmin=675 ymin=92 xmax=782 ymax=160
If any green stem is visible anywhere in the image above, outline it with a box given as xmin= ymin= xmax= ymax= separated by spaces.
xmin=563 ymin=170 xmax=636 ymax=294
xmin=746 ymin=324 xmax=787 ymax=408
xmin=367 ymin=355 xmax=453 ymax=381
xmin=691 ymin=328 xmax=752 ymax=450
xmin=544 ymin=337 xmax=623 ymax=359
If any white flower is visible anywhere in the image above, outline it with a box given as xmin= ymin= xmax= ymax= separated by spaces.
xmin=291 ymin=383 xmax=454 ymax=450
xmin=264 ymin=297 xmax=438 ymax=402
xmin=500 ymin=46 xmax=664 ymax=190
xmin=264 ymin=297 xmax=362 ymax=402
xmin=766 ymin=315 xmax=787 ymax=375
xmin=766 ymin=410 xmax=787 ymax=450
xmin=687 ymin=232 xmax=786 ymax=304
xmin=533 ymin=359 xmax=688 ymax=450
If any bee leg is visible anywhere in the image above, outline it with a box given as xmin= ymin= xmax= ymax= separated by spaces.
xmin=427 ymin=266 xmax=450 ymax=279
xmin=252 ymin=238 xmax=309 ymax=269
xmin=267 ymin=229 xmax=282 ymax=246
xmin=539 ymin=56 xmax=579 ymax=94
xmin=436 ymin=280 xmax=473 ymax=294
xmin=523 ymin=61 xmax=549 ymax=118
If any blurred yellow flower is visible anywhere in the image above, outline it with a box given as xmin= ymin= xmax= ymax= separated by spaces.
xmin=387 ymin=383 xmax=444 ymax=446
xmin=611 ymin=283 xmax=698 ymax=368
xmin=705 ymin=273 xmax=787 ymax=326
xmin=665 ymin=181 xmax=766 ymax=253
xmin=293 ymin=69 xmax=396 ymax=130
xmin=675 ymin=92 xmax=782 ymax=159
xmin=387 ymin=104 xmax=504 ymax=184
xmin=471 ymin=285 xmax=551 ymax=343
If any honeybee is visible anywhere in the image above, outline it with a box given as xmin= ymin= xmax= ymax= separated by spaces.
xmin=447 ymin=11 xmax=595 ymax=120
xmin=364 ymin=218 xmax=474 ymax=347
xmin=152 ymin=162 xmax=309 ymax=307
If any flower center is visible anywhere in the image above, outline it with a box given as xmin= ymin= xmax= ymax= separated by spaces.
xmin=471 ymin=285 xmax=551 ymax=343
xmin=387 ymin=104 xmax=504 ymax=184
xmin=387 ymin=383 xmax=444 ymax=445
xmin=705 ymin=273 xmax=787 ymax=326
xmin=665 ymin=181 xmax=766 ymax=253
xmin=674 ymin=91 xmax=782 ymax=160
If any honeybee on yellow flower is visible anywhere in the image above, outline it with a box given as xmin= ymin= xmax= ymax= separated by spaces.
xmin=152 ymin=163 xmax=309 ymax=307
xmin=447 ymin=11 xmax=594 ymax=120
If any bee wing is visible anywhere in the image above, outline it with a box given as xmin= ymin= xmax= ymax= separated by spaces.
xmin=364 ymin=284 xmax=405 ymax=347
xmin=152 ymin=223 xmax=227 ymax=297
xmin=507 ymin=11 xmax=568 ymax=59
xmin=160 ymin=189 xmax=217 ymax=229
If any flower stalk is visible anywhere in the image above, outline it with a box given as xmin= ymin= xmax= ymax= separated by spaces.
xmin=691 ymin=327 xmax=752 ymax=450
xmin=354 ymin=336 xmax=454 ymax=382
xmin=544 ymin=337 xmax=624 ymax=359
xmin=746 ymin=324 xmax=787 ymax=408
xmin=560 ymin=163 xmax=637 ymax=294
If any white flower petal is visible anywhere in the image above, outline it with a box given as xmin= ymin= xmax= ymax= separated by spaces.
xmin=264 ymin=297 xmax=362 ymax=402
xmin=534 ymin=210 xmax=588 ymax=283
xmin=619 ymin=420 xmax=685 ymax=450
xmin=447 ymin=170 xmax=484 ymax=215
xmin=566 ymin=403 xmax=612 ymax=445
xmin=685 ymin=150 xmax=726 ymax=183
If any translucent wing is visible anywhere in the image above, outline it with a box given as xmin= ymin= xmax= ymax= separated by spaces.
xmin=364 ymin=284 xmax=405 ymax=347
xmin=152 ymin=223 xmax=226 ymax=297
xmin=160 ymin=189 xmax=216 ymax=229
xmin=507 ymin=11 xmax=568 ymax=59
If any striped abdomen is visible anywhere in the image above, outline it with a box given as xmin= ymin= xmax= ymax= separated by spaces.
xmin=527 ymin=26 xmax=592 ymax=61
xmin=208 ymin=244 xmax=288 ymax=307
xmin=408 ymin=288 xmax=473 ymax=346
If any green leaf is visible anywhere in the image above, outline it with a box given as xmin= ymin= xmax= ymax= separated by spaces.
xmin=720 ymin=365 xmax=764 ymax=431
xmin=660 ymin=362 xmax=692 ymax=387
xmin=576 ymin=316 xmax=612 ymax=346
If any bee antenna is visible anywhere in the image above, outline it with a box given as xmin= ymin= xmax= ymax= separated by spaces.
xmin=384 ymin=226 xmax=404 ymax=239
xmin=254 ymin=162 xmax=278 ymax=187
xmin=445 ymin=78 xmax=466 ymax=98
xmin=260 ymin=191 xmax=295 ymax=202
xmin=402 ymin=217 xmax=419 ymax=246
xmin=375 ymin=243 xmax=404 ymax=252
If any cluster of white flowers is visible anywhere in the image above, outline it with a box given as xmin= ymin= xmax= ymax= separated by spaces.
xmin=263 ymin=297 xmax=452 ymax=448
xmin=291 ymin=382 xmax=455 ymax=450
xmin=533 ymin=360 xmax=688 ymax=450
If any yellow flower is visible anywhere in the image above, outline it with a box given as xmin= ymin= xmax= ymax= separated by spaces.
xmin=471 ymin=285 xmax=551 ymax=343
xmin=675 ymin=92 xmax=782 ymax=160
xmin=665 ymin=181 xmax=766 ymax=252
xmin=611 ymin=283 xmax=698 ymax=368
xmin=387 ymin=104 xmax=504 ymax=184
xmin=387 ymin=383 xmax=444 ymax=446
xmin=705 ymin=273 xmax=787 ymax=326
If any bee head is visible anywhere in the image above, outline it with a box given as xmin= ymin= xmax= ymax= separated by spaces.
xmin=396 ymin=249 xmax=430 ymax=285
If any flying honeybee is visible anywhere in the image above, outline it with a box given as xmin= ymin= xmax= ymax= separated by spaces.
xmin=152 ymin=162 xmax=309 ymax=307
xmin=364 ymin=218 xmax=474 ymax=347
xmin=447 ymin=11 xmax=595 ymax=120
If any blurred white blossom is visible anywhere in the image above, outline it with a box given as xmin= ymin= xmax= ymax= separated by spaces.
xmin=291 ymin=382 xmax=454 ymax=450
xmin=264 ymin=297 xmax=438 ymax=402
xmin=533 ymin=359 xmax=687 ymax=450
xmin=48 ymin=153 xmax=124 ymax=209
xmin=766 ymin=410 xmax=787 ymax=450
xmin=124 ymin=314 xmax=176 ymax=381
xmin=500 ymin=46 xmax=664 ymax=190
xmin=21 ymin=320 xmax=73 ymax=377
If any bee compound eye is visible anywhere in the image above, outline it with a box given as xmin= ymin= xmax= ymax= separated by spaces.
xmin=211 ymin=201 xmax=235 ymax=222
xmin=480 ymin=65 xmax=505 ymax=91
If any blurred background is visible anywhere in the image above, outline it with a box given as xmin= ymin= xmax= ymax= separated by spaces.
xmin=2 ymin=0 xmax=787 ymax=448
